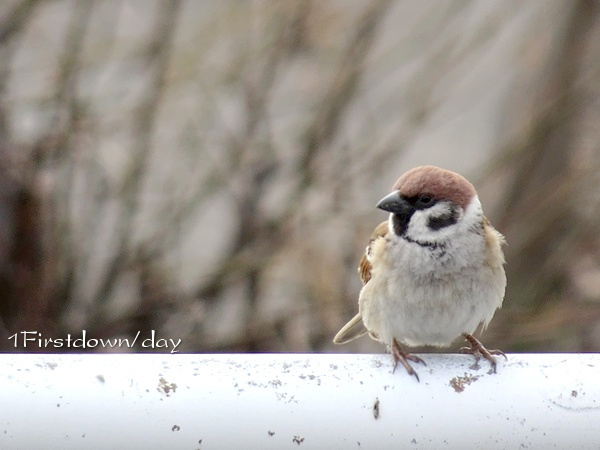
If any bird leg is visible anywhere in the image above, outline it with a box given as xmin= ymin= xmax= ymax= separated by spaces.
xmin=460 ymin=333 xmax=507 ymax=373
xmin=391 ymin=338 xmax=426 ymax=382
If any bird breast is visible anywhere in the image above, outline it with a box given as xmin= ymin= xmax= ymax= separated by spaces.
xmin=359 ymin=233 xmax=505 ymax=347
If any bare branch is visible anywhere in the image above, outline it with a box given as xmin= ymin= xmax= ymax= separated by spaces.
xmin=0 ymin=0 xmax=41 ymax=44
xmin=298 ymin=0 xmax=392 ymax=190
xmin=94 ymin=0 xmax=183 ymax=306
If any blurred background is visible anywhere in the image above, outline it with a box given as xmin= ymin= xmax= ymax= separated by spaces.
xmin=1 ymin=0 xmax=599 ymax=354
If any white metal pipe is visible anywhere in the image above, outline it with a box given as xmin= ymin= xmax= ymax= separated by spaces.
xmin=0 ymin=353 xmax=599 ymax=449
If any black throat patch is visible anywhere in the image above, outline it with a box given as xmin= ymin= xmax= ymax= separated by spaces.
xmin=391 ymin=211 xmax=414 ymax=236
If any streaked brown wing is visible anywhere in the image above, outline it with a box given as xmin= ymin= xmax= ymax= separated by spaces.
xmin=358 ymin=221 xmax=389 ymax=284
xmin=333 ymin=221 xmax=389 ymax=345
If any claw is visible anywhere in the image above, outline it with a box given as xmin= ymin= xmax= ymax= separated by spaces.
xmin=461 ymin=333 xmax=506 ymax=373
xmin=391 ymin=338 xmax=426 ymax=381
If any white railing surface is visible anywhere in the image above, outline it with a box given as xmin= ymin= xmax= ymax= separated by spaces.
xmin=0 ymin=353 xmax=598 ymax=449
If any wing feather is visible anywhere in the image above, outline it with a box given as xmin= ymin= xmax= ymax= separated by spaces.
xmin=358 ymin=221 xmax=389 ymax=284
xmin=333 ymin=221 xmax=389 ymax=345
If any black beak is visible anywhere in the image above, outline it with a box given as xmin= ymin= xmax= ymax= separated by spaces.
xmin=376 ymin=191 xmax=412 ymax=215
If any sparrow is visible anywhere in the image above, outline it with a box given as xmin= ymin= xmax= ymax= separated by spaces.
xmin=334 ymin=165 xmax=506 ymax=381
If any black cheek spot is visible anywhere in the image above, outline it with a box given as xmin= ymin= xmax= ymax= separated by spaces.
xmin=428 ymin=210 xmax=458 ymax=230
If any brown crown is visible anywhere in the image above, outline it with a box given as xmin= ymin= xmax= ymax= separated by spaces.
xmin=392 ymin=166 xmax=476 ymax=210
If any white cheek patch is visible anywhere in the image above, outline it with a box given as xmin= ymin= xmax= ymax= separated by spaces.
xmin=405 ymin=198 xmax=481 ymax=244
xmin=406 ymin=203 xmax=456 ymax=242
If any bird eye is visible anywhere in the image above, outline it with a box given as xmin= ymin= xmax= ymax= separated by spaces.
xmin=414 ymin=194 xmax=435 ymax=209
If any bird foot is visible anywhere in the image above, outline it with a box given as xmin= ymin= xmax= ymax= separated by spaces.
xmin=391 ymin=338 xmax=426 ymax=382
xmin=459 ymin=333 xmax=506 ymax=373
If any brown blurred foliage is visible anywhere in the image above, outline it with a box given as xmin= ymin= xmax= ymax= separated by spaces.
xmin=0 ymin=0 xmax=599 ymax=353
